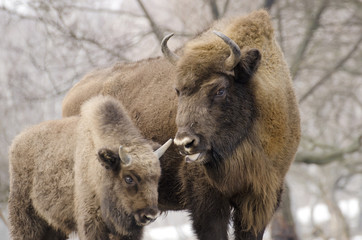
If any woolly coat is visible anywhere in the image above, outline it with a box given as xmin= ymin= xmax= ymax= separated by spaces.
xmin=8 ymin=96 xmax=161 ymax=239
xmin=62 ymin=10 xmax=300 ymax=234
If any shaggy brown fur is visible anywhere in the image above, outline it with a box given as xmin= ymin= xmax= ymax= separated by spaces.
xmin=173 ymin=10 xmax=300 ymax=238
xmin=8 ymin=96 xmax=169 ymax=240
xmin=62 ymin=10 xmax=300 ymax=240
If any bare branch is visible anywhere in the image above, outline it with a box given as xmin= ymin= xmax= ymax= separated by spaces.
xmin=0 ymin=210 xmax=8 ymax=229
xmin=295 ymin=135 xmax=362 ymax=165
xmin=275 ymin=0 xmax=285 ymax=52
xmin=209 ymin=0 xmax=220 ymax=20
xmin=270 ymin=183 xmax=299 ymax=240
xmin=299 ymin=34 xmax=362 ymax=103
xmin=263 ymin=0 xmax=277 ymax=11
xmin=319 ymin=182 xmax=350 ymax=239
xmin=68 ymin=30 xmax=128 ymax=61
xmin=290 ymin=0 xmax=329 ymax=79
xmin=1 ymin=5 xmax=128 ymax=61
xmin=0 ymin=5 xmax=38 ymax=21
xmin=61 ymin=4 xmax=144 ymax=18
xmin=222 ymin=0 xmax=230 ymax=16
xmin=135 ymin=0 xmax=163 ymax=43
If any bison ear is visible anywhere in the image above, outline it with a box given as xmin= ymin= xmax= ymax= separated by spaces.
xmin=233 ymin=48 xmax=261 ymax=84
xmin=98 ymin=148 xmax=121 ymax=171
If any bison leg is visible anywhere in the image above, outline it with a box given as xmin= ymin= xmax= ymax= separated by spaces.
xmin=114 ymin=232 xmax=143 ymax=240
xmin=8 ymin=191 xmax=50 ymax=240
xmin=8 ymin=166 xmax=66 ymax=240
xmin=187 ymin=190 xmax=230 ymax=240
xmin=232 ymin=208 xmax=265 ymax=240
xmin=41 ymin=226 xmax=67 ymax=240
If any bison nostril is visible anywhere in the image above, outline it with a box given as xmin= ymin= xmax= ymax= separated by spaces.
xmin=140 ymin=213 xmax=157 ymax=223
xmin=174 ymin=133 xmax=200 ymax=152
xmin=138 ymin=207 xmax=159 ymax=224
xmin=184 ymin=139 xmax=195 ymax=149
xmin=144 ymin=215 xmax=153 ymax=221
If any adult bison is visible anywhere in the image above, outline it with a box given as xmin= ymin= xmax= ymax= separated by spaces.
xmin=8 ymin=96 xmax=172 ymax=240
xmin=62 ymin=10 xmax=300 ymax=240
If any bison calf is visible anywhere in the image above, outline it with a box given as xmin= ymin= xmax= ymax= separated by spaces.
xmin=8 ymin=96 xmax=172 ymax=240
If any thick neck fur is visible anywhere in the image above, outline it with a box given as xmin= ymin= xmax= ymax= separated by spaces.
xmin=100 ymin=189 xmax=143 ymax=237
xmin=203 ymin=122 xmax=282 ymax=234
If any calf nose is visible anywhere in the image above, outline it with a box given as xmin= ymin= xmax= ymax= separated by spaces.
xmin=138 ymin=207 xmax=159 ymax=225
xmin=174 ymin=130 xmax=200 ymax=154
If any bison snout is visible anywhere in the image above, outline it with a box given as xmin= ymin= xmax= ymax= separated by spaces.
xmin=135 ymin=207 xmax=159 ymax=226
xmin=174 ymin=130 xmax=200 ymax=154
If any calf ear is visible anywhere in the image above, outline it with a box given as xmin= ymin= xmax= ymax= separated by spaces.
xmin=234 ymin=48 xmax=261 ymax=84
xmin=98 ymin=148 xmax=120 ymax=171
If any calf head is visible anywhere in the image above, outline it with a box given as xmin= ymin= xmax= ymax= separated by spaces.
xmin=97 ymin=139 xmax=172 ymax=229
xmin=162 ymin=32 xmax=261 ymax=165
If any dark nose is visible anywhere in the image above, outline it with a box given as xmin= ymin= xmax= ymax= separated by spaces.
xmin=174 ymin=129 xmax=200 ymax=154
xmin=138 ymin=207 xmax=159 ymax=225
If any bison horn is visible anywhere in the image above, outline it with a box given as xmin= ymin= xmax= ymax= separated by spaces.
xmin=213 ymin=30 xmax=241 ymax=71
xmin=161 ymin=33 xmax=179 ymax=65
xmin=154 ymin=139 xmax=173 ymax=158
xmin=119 ymin=146 xmax=132 ymax=165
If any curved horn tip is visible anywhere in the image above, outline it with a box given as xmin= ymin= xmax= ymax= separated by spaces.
xmin=212 ymin=30 xmax=225 ymax=38
xmin=161 ymin=33 xmax=179 ymax=65
xmin=119 ymin=146 xmax=132 ymax=165
xmin=161 ymin=33 xmax=175 ymax=46
xmin=164 ymin=138 xmax=173 ymax=147
xmin=212 ymin=30 xmax=241 ymax=70
xmin=154 ymin=138 xmax=173 ymax=158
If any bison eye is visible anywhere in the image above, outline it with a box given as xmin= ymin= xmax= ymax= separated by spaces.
xmin=216 ymin=88 xmax=226 ymax=97
xmin=124 ymin=176 xmax=134 ymax=184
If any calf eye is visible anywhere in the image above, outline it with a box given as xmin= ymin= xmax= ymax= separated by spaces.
xmin=124 ymin=176 xmax=134 ymax=184
xmin=216 ymin=88 xmax=226 ymax=97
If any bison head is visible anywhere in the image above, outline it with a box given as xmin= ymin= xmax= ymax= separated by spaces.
xmin=162 ymin=32 xmax=261 ymax=166
xmin=97 ymin=139 xmax=172 ymax=230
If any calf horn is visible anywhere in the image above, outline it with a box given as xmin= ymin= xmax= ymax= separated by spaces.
xmin=213 ymin=30 xmax=241 ymax=71
xmin=119 ymin=146 xmax=132 ymax=165
xmin=154 ymin=139 xmax=173 ymax=158
xmin=161 ymin=33 xmax=179 ymax=65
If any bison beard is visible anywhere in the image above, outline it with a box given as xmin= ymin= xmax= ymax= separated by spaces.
xmin=61 ymin=10 xmax=301 ymax=240
xmin=100 ymin=195 xmax=142 ymax=238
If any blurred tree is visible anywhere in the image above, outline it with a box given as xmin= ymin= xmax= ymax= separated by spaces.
xmin=263 ymin=0 xmax=276 ymax=11
xmin=270 ymin=184 xmax=299 ymax=240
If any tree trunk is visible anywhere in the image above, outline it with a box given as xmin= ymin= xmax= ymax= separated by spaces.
xmin=0 ymin=210 xmax=8 ymax=229
xmin=270 ymin=183 xmax=299 ymax=240
xmin=208 ymin=0 xmax=220 ymax=20
xmin=263 ymin=0 xmax=276 ymax=11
